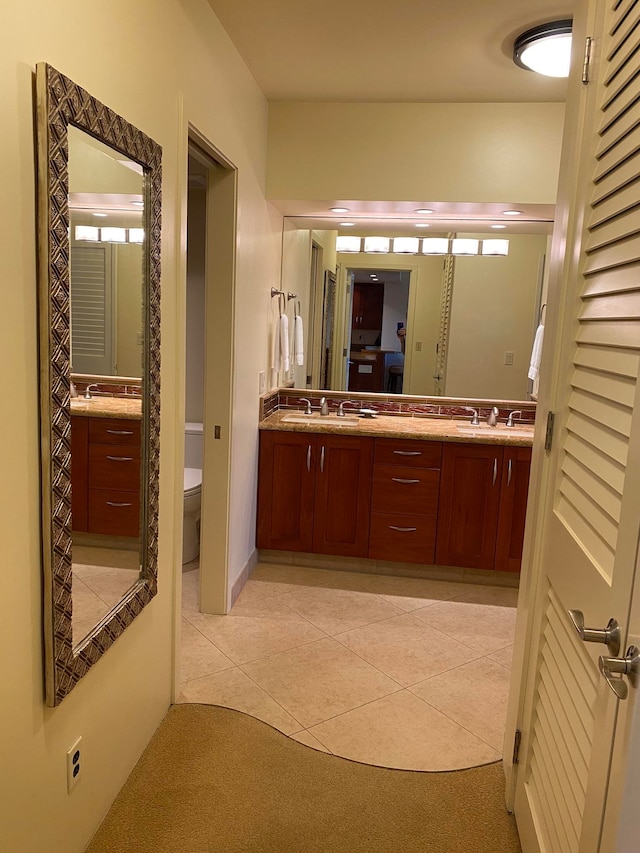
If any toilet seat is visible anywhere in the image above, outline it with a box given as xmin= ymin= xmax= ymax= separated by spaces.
xmin=184 ymin=467 xmax=202 ymax=496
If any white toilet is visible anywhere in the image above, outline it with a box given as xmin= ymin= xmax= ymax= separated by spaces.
xmin=183 ymin=422 xmax=203 ymax=564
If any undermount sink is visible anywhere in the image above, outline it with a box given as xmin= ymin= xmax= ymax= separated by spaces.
xmin=456 ymin=423 xmax=534 ymax=439
xmin=281 ymin=413 xmax=360 ymax=426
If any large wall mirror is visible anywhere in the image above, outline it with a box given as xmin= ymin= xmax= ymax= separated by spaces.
xmin=36 ymin=64 xmax=162 ymax=705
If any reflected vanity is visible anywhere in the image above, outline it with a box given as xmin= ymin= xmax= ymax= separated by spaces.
xmin=36 ymin=64 xmax=162 ymax=705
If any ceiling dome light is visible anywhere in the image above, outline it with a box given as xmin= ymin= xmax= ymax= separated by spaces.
xmin=514 ymin=20 xmax=572 ymax=78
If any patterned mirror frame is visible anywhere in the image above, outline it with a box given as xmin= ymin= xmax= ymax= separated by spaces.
xmin=36 ymin=64 xmax=162 ymax=706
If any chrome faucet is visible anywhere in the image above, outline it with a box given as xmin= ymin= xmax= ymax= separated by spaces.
xmin=487 ymin=406 xmax=500 ymax=427
xmin=337 ymin=400 xmax=357 ymax=417
xmin=462 ymin=406 xmax=480 ymax=426
xmin=84 ymin=383 xmax=99 ymax=400
xmin=299 ymin=397 xmax=312 ymax=415
xmin=320 ymin=396 xmax=329 ymax=416
xmin=506 ymin=410 xmax=522 ymax=427
xmin=70 ymin=380 xmax=78 ymax=399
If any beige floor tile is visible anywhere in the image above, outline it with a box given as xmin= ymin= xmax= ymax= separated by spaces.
xmin=353 ymin=574 xmax=467 ymax=612
xmin=294 ymin=553 xmax=375 ymax=573
xmin=257 ymin=551 xmax=295 ymax=565
xmin=462 ymin=568 xmax=520 ymax=588
xmin=185 ymin=609 xmax=327 ymax=665
xmin=242 ymin=638 xmax=400 ymax=728
xmin=252 ymin=562 xmax=367 ymax=591
xmin=488 ymin=645 xmax=514 ymax=670
xmin=176 ymin=668 xmax=301 ymax=734
xmin=73 ymin=545 xmax=140 ymax=572
xmin=412 ymin=598 xmax=517 ymax=655
xmin=375 ymin=561 xmax=464 ymax=583
xmin=229 ymin=583 xmax=313 ymax=619
xmin=181 ymin=569 xmax=201 ymax=613
xmin=80 ymin=567 xmax=140 ymax=607
xmin=289 ymin=730 xmax=331 ymax=753
xmin=334 ymin=613 xmax=482 ymax=687
xmin=72 ymin=581 xmax=111 ymax=645
xmin=280 ymin=584 xmax=403 ymax=635
xmin=180 ymin=619 xmax=234 ymax=683
xmin=411 ymin=657 xmax=512 ymax=751
xmin=308 ymin=690 xmax=500 ymax=771
xmin=453 ymin=584 xmax=519 ymax=608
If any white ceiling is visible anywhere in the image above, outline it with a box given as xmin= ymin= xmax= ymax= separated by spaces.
xmin=206 ymin=0 xmax=573 ymax=231
xmin=207 ymin=0 xmax=575 ymax=103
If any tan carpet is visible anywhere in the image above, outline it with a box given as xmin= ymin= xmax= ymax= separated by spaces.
xmin=87 ymin=704 xmax=521 ymax=853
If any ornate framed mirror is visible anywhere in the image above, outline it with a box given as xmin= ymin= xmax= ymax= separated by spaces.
xmin=36 ymin=64 xmax=162 ymax=705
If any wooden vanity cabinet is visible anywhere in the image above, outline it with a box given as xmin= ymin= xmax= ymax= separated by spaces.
xmin=71 ymin=415 xmax=141 ymax=538
xmin=256 ymin=430 xmax=374 ymax=557
xmin=436 ymin=442 xmax=531 ymax=572
xmin=369 ymin=439 xmax=442 ymax=564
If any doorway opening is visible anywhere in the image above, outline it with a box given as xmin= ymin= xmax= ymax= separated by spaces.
xmin=183 ymin=133 xmax=237 ymax=617
xmin=346 ymin=268 xmax=410 ymax=394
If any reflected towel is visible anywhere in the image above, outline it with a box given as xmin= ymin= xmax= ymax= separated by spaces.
xmin=294 ymin=314 xmax=304 ymax=366
xmin=280 ymin=313 xmax=290 ymax=373
xmin=272 ymin=314 xmax=281 ymax=373
xmin=528 ymin=324 xmax=544 ymax=382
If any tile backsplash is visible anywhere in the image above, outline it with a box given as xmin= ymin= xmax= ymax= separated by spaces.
xmin=260 ymin=388 xmax=536 ymax=424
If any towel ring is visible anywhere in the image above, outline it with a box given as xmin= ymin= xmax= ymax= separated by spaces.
xmin=539 ymin=302 xmax=547 ymax=323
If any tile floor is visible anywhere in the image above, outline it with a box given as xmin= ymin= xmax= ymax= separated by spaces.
xmin=178 ymin=561 xmax=518 ymax=771
xmin=72 ymin=545 xmax=140 ymax=645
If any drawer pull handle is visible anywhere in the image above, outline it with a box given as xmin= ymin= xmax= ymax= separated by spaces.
xmin=106 ymin=429 xmax=134 ymax=435
xmin=307 ymin=445 xmax=311 ymax=473
xmin=320 ymin=446 xmax=325 ymax=473
xmin=493 ymin=458 xmax=498 ymax=486
xmin=106 ymin=501 xmax=133 ymax=507
xmin=393 ymin=450 xmax=421 ymax=456
xmin=106 ymin=456 xmax=134 ymax=462
xmin=392 ymin=478 xmax=420 ymax=484
xmin=389 ymin=526 xmax=417 ymax=533
xmin=507 ymin=459 xmax=512 ymax=487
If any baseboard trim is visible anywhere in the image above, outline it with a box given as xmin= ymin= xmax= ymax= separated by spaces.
xmin=230 ymin=549 xmax=259 ymax=608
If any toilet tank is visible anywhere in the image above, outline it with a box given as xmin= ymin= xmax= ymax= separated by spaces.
xmin=184 ymin=422 xmax=203 ymax=469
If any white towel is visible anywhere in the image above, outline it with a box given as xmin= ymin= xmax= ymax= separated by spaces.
xmin=528 ymin=324 xmax=544 ymax=382
xmin=294 ymin=314 xmax=304 ymax=366
xmin=272 ymin=313 xmax=282 ymax=373
xmin=280 ymin=313 xmax=290 ymax=374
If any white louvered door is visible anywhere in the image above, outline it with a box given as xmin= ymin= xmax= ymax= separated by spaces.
xmin=70 ymin=243 xmax=114 ymax=375
xmin=514 ymin=0 xmax=640 ymax=850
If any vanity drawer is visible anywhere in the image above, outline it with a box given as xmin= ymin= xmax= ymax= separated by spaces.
xmin=88 ymin=418 xmax=140 ymax=446
xmin=88 ymin=444 xmax=141 ymax=491
xmin=369 ymin=513 xmax=436 ymax=564
xmin=374 ymin=439 xmax=442 ymax=469
xmin=88 ymin=489 xmax=140 ymax=538
xmin=371 ymin=466 xmax=440 ymax=516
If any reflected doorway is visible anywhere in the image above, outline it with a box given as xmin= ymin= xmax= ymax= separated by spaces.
xmin=346 ymin=268 xmax=410 ymax=394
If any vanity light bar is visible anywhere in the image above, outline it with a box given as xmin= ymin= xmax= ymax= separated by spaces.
xmin=74 ymin=226 xmax=146 ymax=244
xmin=334 ymin=236 xmax=510 ymax=257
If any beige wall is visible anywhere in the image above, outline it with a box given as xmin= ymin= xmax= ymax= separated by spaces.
xmin=1 ymin=1 xmax=279 ymax=850
xmin=268 ymin=102 xmax=565 ymax=204
xmin=445 ymin=233 xmax=547 ymax=400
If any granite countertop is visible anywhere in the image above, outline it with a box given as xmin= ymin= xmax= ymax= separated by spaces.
xmin=70 ymin=396 xmax=142 ymax=420
xmin=260 ymin=410 xmax=534 ymax=446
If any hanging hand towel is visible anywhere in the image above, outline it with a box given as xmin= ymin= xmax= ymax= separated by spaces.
xmin=294 ymin=314 xmax=304 ymax=366
xmin=528 ymin=323 xmax=545 ymax=382
xmin=280 ymin=312 xmax=290 ymax=373
xmin=272 ymin=314 xmax=281 ymax=373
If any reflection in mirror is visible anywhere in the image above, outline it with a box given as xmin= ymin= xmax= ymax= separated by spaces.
xmin=36 ymin=64 xmax=162 ymax=705
xmin=283 ymin=218 xmax=550 ymax=403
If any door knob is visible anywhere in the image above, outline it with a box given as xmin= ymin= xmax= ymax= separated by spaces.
xmin=567 ymin=610 xmax=621 ymax=656
xmin=599 ymin=646 xmax=640 ymax=700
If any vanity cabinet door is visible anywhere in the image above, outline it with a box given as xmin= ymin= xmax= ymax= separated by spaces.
xmin=436 ymin=443 xmax=503 ymax=570
xmin=256 ymin=431 xmax=316 ymax=552
xmin=494 ymin=446 xmax=532 ymax=573
xmin=312 ymin=435 xmax=374 ymax=557
xmin=71 ymin=415 xmax=89 ymax=532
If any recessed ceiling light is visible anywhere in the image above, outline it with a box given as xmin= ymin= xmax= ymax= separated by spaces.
xmin=415 ymin=223 xmax=430 ymax=228
xmin=415 ymin=208 xmax=435 ymax=214
xmin=93 ymin=213 xmax=108 ymax=217
xmin=369 ymin=274 xmax=377 ymax=278
xmin=340 ymin=222 xmax=355 ymax=226
xmin=491 ymin=224 xmax=507 ymax=229
xmin=502 ymin=210 xmax=523 ymax=216
xmin=330 ymin=207 xmax=349 ymax=213
xmin=131 ymin=200 xmax=144 ymax=207
xmin=513 ymin=20 xmax=572 ymax=78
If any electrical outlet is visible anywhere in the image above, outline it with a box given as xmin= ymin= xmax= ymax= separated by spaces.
xmin=258 ymin=370 xmax=266 ymax=394
xmin=66 ymin=737 xmax=82 ymax=792
xmin=504 ymin=351 xmax=514 ymax=366
xmin=415 ymin=341 xmax=422 ymax=352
